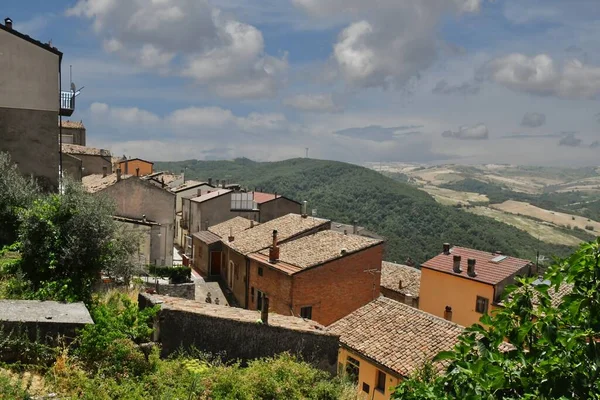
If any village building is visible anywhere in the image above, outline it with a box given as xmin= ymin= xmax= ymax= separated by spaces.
xmin=419 ymin=244 xmax=534 ymax=327
xmin=118 ymin=158 xmax=154 ymax=177
xmin=143 ymin=171 xmax=185 ymax=189
xmin=329 ymin=297 xmax=463 ymax=400
xmin=83 ymin=171 xmax=176 ymax=266
xmin=251 ymin=192 xmax=302 ymax=223
xmin=248 ymin=230 xmax=384 ymax=326
xmin=59 ymin=120 xmax=86 ymax=145
xmin=0 ymin=18 xmax=76 ymax=191
xmin=61 ymin=143 xmax=112 ymax=179
xmin=191 ymin=217 xmax=259 ymax=277
xmin=380 ymin=261 xmax=421 ymax=308
xmin=221 ymin=213 xmax=331 ymax=308
xmin=172 ymin=180 xmax=216 ymax=247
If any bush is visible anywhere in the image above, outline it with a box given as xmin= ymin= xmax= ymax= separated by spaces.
xmin=148 ymin=266 xmax=191 ymax=284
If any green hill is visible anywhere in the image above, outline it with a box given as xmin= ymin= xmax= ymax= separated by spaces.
xmin=155 ymin=158 xmax=574 ymax=264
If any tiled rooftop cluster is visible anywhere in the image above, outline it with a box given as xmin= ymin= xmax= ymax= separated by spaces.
xmin=82 ymin=173 xmax=132 ymax=193
xmin=60 ymin=120 xmax=85 ymax=129
xmin=329 ymin=297 xmax=463 ymax=377
xmin=257 ymin=230 xmax=382 ymax=271
xmin=226 ymin=214 xmax=330 ymax=255
xmin=191 ymin=189 xmax=231 ymax=204
xmin=171 ymin=180 xmax=208 ymax=193
xmin=209 ymin=216 xmax=259 ymax=239
xmin=381 ymin=261 xmax=421 ymax=298
xmin=62 ymin=144 xmax=111 ymax=157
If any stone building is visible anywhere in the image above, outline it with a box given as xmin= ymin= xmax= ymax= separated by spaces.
xmin=0 ymin=18 xmax=76 ymax=191
xmin=62 ymin=144 xmax=112 ymax=178
xmin=380 ymin=261 xmax=421 ymax=308
xmin=60 ymin=120 xmax=86 ymax=145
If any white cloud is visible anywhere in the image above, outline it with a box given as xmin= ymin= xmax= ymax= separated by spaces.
xmin=442 ymin=123 xmax=489 ymax=140
xmin=432 ymin=79 xmax=480 ymax=95
xmin=284 ymin=93 xmax=342 ymax=113
xmin=480 ymin=54 xmax=600 ymax=99
xmin=521 ymin=112 xmax=546 ymax=128
xmin=67 ymin=0 xmax=287 ymax=99
xmin=167 ymin=107 xmax=235 ymax=128
xmin=293 ymin=0 xmax=481 ymax=89
xmin=90 ymin=102 xmax=160 ymax=125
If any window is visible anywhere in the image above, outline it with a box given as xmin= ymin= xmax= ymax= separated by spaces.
xmin=258 ymin=266 xmax=263 ymax=276
xmin=345 ymin=356 xmax=360 ymax=384
xmin=376 ymin=370 xmax=386 ymax=392
xmin=257 ymin=290 xmax=264 ymax=311
xmin=362 ymin=383 xmax=370 ymax=393
xmin=476 ymin=296 xmax=489 ymax=314
xmin=300 ymin=306 xmax=312 ymax=320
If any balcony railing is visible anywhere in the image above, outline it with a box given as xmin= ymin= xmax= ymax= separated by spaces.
xmin=60 ymin=91 xmax=75 ymax=117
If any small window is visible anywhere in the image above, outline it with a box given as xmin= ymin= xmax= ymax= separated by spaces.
xmin=258 ymin=266 xmax=263 ymax=276
xmin=376 ymin=370 xmax=386 ymax=392
xmin=257 ymin=290 xmax=264 ymax=311
xmin=300 ymin=306 xmax=312 ymax=320
xmin=345 ymin=356 xmax=359 ymax=384
xmin=362 ymin=383 xmax=370 ymax=393
xmin=476 ymin=296 xmax=489 ymax=314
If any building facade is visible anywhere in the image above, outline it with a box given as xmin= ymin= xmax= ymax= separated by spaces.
xmin=0 ymin=18 xmax=71 ymax=191
xmin=61 ymin=144 xmax=112 ymax=178
xmin=380 ymin=261 xmax=421 ymax=308
xmin=119 ymin=158 xmax=154 ymax=176
xmin=419 ymin=244 xmax=534 ymax=327
xmin=60 ymin=120 xmax=86 ymax=145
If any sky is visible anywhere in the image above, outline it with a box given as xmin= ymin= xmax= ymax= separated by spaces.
xmin=6 ymin=0 xmax=600 ymax=165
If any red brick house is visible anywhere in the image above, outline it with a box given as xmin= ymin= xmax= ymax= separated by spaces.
xmin=248 ymin=230 xmax=384 ymax=326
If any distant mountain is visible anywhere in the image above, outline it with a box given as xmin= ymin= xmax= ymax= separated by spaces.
xmin=155 ymin=158 xmax=574 ymax=264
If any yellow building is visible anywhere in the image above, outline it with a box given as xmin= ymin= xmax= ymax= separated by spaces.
xmin=329 ymin=297 xmax=463 ymax=400
xmin=119 ymin=158 xmax=154 ymax=177
xmin=419 ymin=244 xmax=534 ymax=327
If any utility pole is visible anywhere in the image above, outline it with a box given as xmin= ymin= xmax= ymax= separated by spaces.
xmin=305 ymin=147 xmax=309 ymax=158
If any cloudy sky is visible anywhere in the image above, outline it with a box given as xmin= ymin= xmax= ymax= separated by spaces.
xmin=7 ymin=0 xmax=600 ymax=165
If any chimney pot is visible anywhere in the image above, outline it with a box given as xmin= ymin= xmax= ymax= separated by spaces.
xmin=444 ymin=306 xmax=453 ymax=321
xmin=136 ymin=167 xmax=140 ymax=177
xmin=467 ymin=258 xmax=477 ymax=277
xmin=398 ymin=279 xmax=403 ymax=289
xmin=208 ymin=178 xmax=213 ymax=186
xmin=228 ymin=227 xmax=234 ymax=242
xmin=102 ymin=166 xmax=108 ymax=178
xmin=302 ymin=201 xmax=308 ymax=218
xmin=353 ymin=220 xmax=358 ymax=235
xmin=250 ymin=220 xmax=254 ymax=228
xmin=116 ymin=168 xmax=122 ymax=182
xmin=443 ymin=243 xmax=451 ymax=254
xmin=452 ymin=255 xmax=462 ymax=273
xmin=269 ymin=230 xmax=279 ymax=263
xmin=343 ymin=229 xmax=347 ymax=235
xmin=4 ymin=18 xmax=12 ymax=30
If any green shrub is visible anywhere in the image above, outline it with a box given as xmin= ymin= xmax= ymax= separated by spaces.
xmin=0 ymin=372 xmax=30 ymax=400
xmin=148 ymin=266 xmax=191 ymax=283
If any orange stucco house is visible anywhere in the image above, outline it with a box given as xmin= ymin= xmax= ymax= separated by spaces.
xmin=118 ymin=158 xmax=153 ymax=177
xmin=419 ymin=244 xmax=534 ymax=327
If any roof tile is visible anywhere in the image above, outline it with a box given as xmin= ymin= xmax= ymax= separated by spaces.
xmin=209 ymin=217 xmax=258 ymax=239
xmin=381 ymin=262 xmax=421 ymax=297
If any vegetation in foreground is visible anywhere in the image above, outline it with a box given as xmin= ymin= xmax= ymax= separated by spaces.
xmin=155 ymin=158 xmax=574 ymax=264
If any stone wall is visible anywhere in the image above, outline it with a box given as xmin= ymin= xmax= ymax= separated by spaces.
xmin=139 ymin=294 xmax=339 ymax=374
xmin=144 ymin=282 xmax=196 ymax=300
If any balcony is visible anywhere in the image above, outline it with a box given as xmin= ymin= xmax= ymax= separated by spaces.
xmin=60 ymin=91 xmax=75 ymax=116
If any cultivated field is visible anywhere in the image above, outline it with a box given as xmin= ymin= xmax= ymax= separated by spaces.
xmin=491 ymin=200 xmax=600 ymax=236
xmin=421 ymin=186 xmax=489 ymax=206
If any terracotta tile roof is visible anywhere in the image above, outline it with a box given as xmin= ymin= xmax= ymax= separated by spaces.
xmin=193 ymin=231 xmax=221 ymax=245
xmin=421 ymin=246 xmax=532 ymax=286
xmin=500 ymin=280 xmax=573 ymax=308
xmin=60 ymin=120 xmax=85 ymax=129
xmin=114 ymin=215 xmax=160 ymax=226
xmin=329 ymin=297 xmax=463 ymax=377
xmin=143 ymin=294 xmax=331 ymax=335
xmin=171 ymin=180 xmax=211 ymax=193
xmin=252 ymin=230 xmax=382 ymax=274
xmin=120 ymin=158 xmax=154 ymax=165
xmin=191 ymin=189 xmax=232 ymax=204
xmin=144 ymin=172 xmax=180 ymax=186
xmin=381 ymin=262 xmax=421 ymax=298
xmin=62 ymin=144 xmax=111 ymax=157
xmin=253 ymin=192 xmax=278 ymax=204
xmin=209 ymin=217 xmax=258 ymax=239
xmin=226 ymin=214 xmax=330 ymax=255
xmin=82 ymin=173 xmax=132 ymax=193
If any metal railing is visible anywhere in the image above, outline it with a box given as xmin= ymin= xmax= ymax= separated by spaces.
xmin=60 ymin=91 xmax=75 ymax=116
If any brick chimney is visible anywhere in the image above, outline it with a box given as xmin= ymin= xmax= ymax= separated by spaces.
xmin=444 ymin=306 xmax=453 ymax=321
xmin=116 ymin=168 xmax=122 ymax=182
xmin=136 ymin=167 xmax=140 ymax=177
xmin=452 ymin=255 xmax=462 ymax=273
xmin=467 ymin=258 xmax=477 ymax=277
xmin=398 ymin=279 xmax=403 ymax=289
xmin=102 ymin=166 xmax=108 ymax=178
xmin=443 ymin=243 xmax=451 ymax=255
xmin=228 ymin=227 xmax=234 ymax=242
xmin=4 ymin=18 xmax=13 ymax=30
xmin=250 ymin=220 xmax=254 ymax=228
xmin=269 ymin=230 xmax=280 ymax=263
xmin=261 ymin=294 xmax=269 ymax=325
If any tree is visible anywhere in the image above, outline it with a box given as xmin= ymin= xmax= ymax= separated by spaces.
xmin=17 ymin=180 xmax=134 ymax=303
xmin=0 ymin=152 xmax=39 ymax=246
xmin=394 ymin=238 xmax=600 ymax=399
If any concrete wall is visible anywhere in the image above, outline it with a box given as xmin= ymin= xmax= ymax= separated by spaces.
xmin=61 ymin=127 xmax=86 ymax=145
xmin=259 ymin=198 xmax=302 ymax=223
xmin=116 ymin=220 xmax=152 ymax=266
xmin=338 ymin=347 xmax=401 ymax=400
xmin=144 ymin=282 xmax=195 ymax=300
xmin=419 ymin=268 xmax=494 ymax=327
xmin=100 ymin=178 xmax=175 ymax=266
xmin=0 ymin=29 xmax=59 ymax=112
xmin=139 ymin=294 xmax=339 ymax=374
xmin=74 ymin=154 xmax=112 ymax=177
xmin=0 ymin=108 xmax=59 ymax=191
xmin=62 ymin=153 xmax=83 ymax=182
xmin=380 ymin=288 xmax=419 ymax=308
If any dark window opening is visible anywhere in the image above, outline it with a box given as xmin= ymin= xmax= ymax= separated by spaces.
xmin=258 ymin=266 xmax=263 ymax=276
xmin=345 ymin=356 xmax=359 ymax=385
xmin=376 ymin=370 xmax=386 ymax=392
xmin=476 ymin=296 xmax=489 ymax=314
xmin=257 ymin=290 xmax=264 ymax=311
xmin=300 ymin=306 xmax=312 ymax=320
xmin=362 ymin=383 xmax=370 ymax=393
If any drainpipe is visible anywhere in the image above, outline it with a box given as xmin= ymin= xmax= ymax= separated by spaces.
xmin=58 ymin=61 xmax=63 ymax=193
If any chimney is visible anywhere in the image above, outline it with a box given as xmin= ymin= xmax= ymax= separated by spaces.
xmin=102 ymin=166 xmax=108 ymax=178
xmin=274 ymin=192 xmax=277 ymax=199
xmin=398 ymin=279 xmax=403 ymax=289
xmin=452 ymin=255 xmax=462 ymax=273
xmin=261 ymin=294 xmax=269 ymax=325
xmin=222 ymin=180 xmax=226 ymax=188
xmin=228 ymin=227 xmax=234 ymax=242
xmin=208 ymin=178 xmax=213 ymax=186
xmin=142 ymin=214 xmax=147 ymax=223
xmin=404 ymin=294 xmax=413 ymax=306
xmin=4 ymin=18 xmax=12 ymax=30
xmin=136 ymin=167 xmax=140 ymax=177
xmin=250 ymin=220 xmax=255 ymax=228
xmin=444 ymin=306 xmax=453 ymax=321
xmin=116 ymin=168 xmax=122 ymax=182
xmin=353 ymin=220 xmax=358 ymax=235
xmin=269 ymin=230 xmax=280 ymax=263
xmin=302 ymin=201 xmax=308 ymax=218
xmin=467 ymin=258 xmax=477 ymax=277
xmin=197 ymin=189 xmax=202 ymax=196
xmin=443 ymin=243 xmax=451 ymax=255
xmin=343 ymin=229 xmax=347 ymax=235
xmin=216 ymin=179 xmax=220 ymax=187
